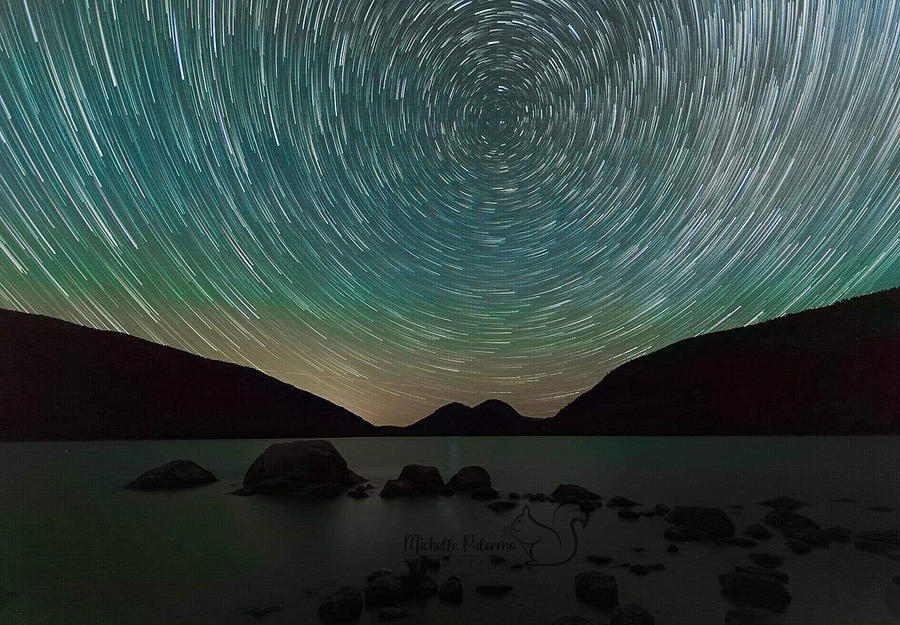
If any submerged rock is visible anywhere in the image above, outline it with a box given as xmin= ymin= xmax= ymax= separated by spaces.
xmin=725 ymin=607 xmax=783 ymax=624
xmin=438 ymin=576 xmax=463 ymax=603
xmin=666 ymin=507 xmax=735 ymax=539
xmin=608 ymin=496 xmax=640 ymax=508
xmin=318 ymin=587 xmax=363 ymax=623
xmin=486 ymin=500 xmax=518 ymax=513
xmin=610 ymin=603 xmax=655 ymax=625
xmin=719 ymin=572 xmax=791 ymax=612
xmin=763 ymin=510 xmax=819 ymax=531
xmin=378 ymin=607 xmax=412 ymax=621
xmin=757 ymin=497 xmax=808 ymax=511
xmin=476 ymin=584 xmax=512 ymax=597
xmin=241 ymin=440 xmax=364 ymax=497
xmin=743 ymin=524 xmax=774 ymax=540
xmin=575 ymin=571 xmax=618 ymax=607
xmin=125 ymin=459 xmax=217 ymax=490
xmin=446 ymin=466 xmax=491 ymax=491
xmin=748 ymin=553 xmax=783 ymax=569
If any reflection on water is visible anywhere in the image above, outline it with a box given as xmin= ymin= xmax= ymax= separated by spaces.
xmin=0 ymin=436 xmax=898 ymax=624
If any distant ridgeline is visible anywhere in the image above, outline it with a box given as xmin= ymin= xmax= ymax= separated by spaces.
xmin=1 ymin=287 xmax=898 ymax=440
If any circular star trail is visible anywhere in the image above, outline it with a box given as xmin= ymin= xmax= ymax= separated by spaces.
xmin=1 ymin=0 xmax=899 ymax=423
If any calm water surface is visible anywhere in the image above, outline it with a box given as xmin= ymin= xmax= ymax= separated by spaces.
xmin=1 ymin=437 xmax=899 ymax=624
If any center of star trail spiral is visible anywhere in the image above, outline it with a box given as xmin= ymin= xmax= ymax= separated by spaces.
xmin=0 ymin=0 xmax=899 ymax=423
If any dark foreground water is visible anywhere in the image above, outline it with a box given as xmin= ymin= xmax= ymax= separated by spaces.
xmin=1 ymin=437 xmax=899 ymax=624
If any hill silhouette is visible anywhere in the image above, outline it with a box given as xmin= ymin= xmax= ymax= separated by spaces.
xmin=544 ymin=288 xmax=900 ymax=434
xmin=0 ymin=309 xmax=376 ymax=440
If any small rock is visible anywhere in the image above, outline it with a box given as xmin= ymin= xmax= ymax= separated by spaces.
xmin=364 ymin=575 xmax=405 ymax=607
xmin=491 ymin=555 xmax=506 ymax=564
xmin=486 ymin=500 xmax=518 ymax=513
xmin=722 ymin=537 xmax=759 ymax=547
xmin=734 ymin=567 xmax=789 ymax=585
xmin=748 ymin=553 xmax=783 ymax=569
xmin=476 ymin=584 xmax=512 ymax=597
xmin=508 ymin=492 xmax=520 ymax=500
xmin=869 ymin=505 xmax=896 ymax=512
xmin=666 ymin=507 xmax=735 ymax=539
xmin=724 ymin=607 xmax=783 ymax=624
xmin=579 ymin=501 xmax=600 ymax=512
xmin=629 ymin=564 xmax=650 ymax=576
xmin=649 ymin=563 xmax=665 ymax=571
xmin=347 ymin=489 xmax=369 ymax=499
xmin=610 ymin=603 xmax=655 ymax=625
xmin=587 ymin=555 xmax=613 ymax=565
xmin=125 ymin=459 xmax=217 ymax=490
xmin=757 ymin=497 xmax=808 ymax=511
xmin=608 ymin=496 xmax=639 ymax=508
xmin=667 ymin=544 xmax=679 ymax=554
xmin=552 ymin=484 xmax=602 ymax=502
xmin=243 ymin=605 xmax=283 ymax=619
xmin=823 ymin=526 xmax=853 ymax=542
xmin=784 ymin=529 xmax=830 ymax=547
xmin=438 ymin=577 xmax=463 ymax=603
xmin=631 ymin=547 xmax=646 ymax=553
xmin=763 ymin=510 xmax=819 ymax=531
xmin=719 ymin=572 xmax=791 ymax=612
xmin=574 ymin=571 xmax=618 ymax=607
xmin=664 ymin=526 xmax=703 ymax=542
xmin=654 ymin=504 xmax=671 ymax=516
xmin=318 ymin=587 xmax=363 ymax=623
xmin=785 ymin=539 xmax=811 ymax=554
xmin=552 ymin=617 xmax=602 ymax=625
xmin=618 ymin=508 xmax=640 ymax=520
xmin=743 ymin=524 xmax=774 ymax=540
xmin=378 ymin=607 xmax=412 ymax=621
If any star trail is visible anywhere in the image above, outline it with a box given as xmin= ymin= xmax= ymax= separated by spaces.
xmin=1 ymin=0 xmax=899 ymax=424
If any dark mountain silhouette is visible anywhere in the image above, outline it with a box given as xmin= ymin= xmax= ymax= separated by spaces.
xmin=0 ymin=309 xmax=376 ymax=440
xmin=399 ymin=399 xmax=539 ymax=436
xmin=544 ymin=288 xmax=900 ymax=435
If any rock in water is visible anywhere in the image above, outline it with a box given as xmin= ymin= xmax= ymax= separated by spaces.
xmin=446 ymin=466 xmax=491 ymax=491
xmin=378 ymin=607 xmax=412 ymax=621
xmin=719 ymin=572 xmax=791 ymax=612
xmin=665 ymin=507 xmax=735 ymax=539
xmin=318 ymin=587 xmax=363 ymax=623
xmin=380 ymin=465 xmax=444 ymax=498
xmin=552 ymin=618 xmax=602 ymax=625
xmin=241 ymin=440 xmax=365 ymax=497
xmin=574 ymin=572 xmax=618 ymax=607
xmin=125 ymin=459 xmax=217 ymax=489
xmin=762 ymin=510 xmax=819 ymax=531
xmin=607 ymin=496 xmax=639 ymax=508
xmin=610 ymin=604 xmax=655 ymax=625
xmin=725 ymin=608 xmax=783 ymax=624
xmin=364 ymin=574 xmax=405 ymax=607
xmin=748 ymin=553 xmax=783 ymax=569
xmin=476 ymin=584 xmax=512 ymax=597
xmin=438 ymin=576 xmax=463 ymax=603
xmin=552 ymin=484 xmax=602 ymax=502
xmin=486 ymin=500 xmax=518 ymax=512
xmin=743 ymin=524 xmax=774 ymax=540
xmin=757 ymin=497 xmax=808 ymax=511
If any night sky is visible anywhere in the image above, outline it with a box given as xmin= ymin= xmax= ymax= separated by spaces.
xmin=0 ymin=0 xmax=899 ymax=424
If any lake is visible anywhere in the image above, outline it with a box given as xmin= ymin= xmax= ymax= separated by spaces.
xmin=1 ymin=436 xmax=899 ymax=624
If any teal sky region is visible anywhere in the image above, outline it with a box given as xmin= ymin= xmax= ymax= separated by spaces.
xmin=0 ymin=0 xmax=898 ymax=424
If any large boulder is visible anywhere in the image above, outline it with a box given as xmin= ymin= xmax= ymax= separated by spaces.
xmin=446 ymin=466 xmax=491 ymax=491
xmin=666 ymin=507 xmax=735 ymax=539
xmin=125 ymin=460 xmax=217 ymax=490
xmin=552 ymin=484 xmax=602 ymax=502
xmin=575 ymin=571 xmax=618 ymax=607
xmin=719 ymin=572 xmax=791 ymax=612
xmin=318 ymin=587 xmax=363 ymax=622
xmin=610 ymin=604 xmax=654 ymax=625
xmin=379 ymin=465 xmax=444 ymax=498
xmin=240 ymin=440 xmax=364 ymax=497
